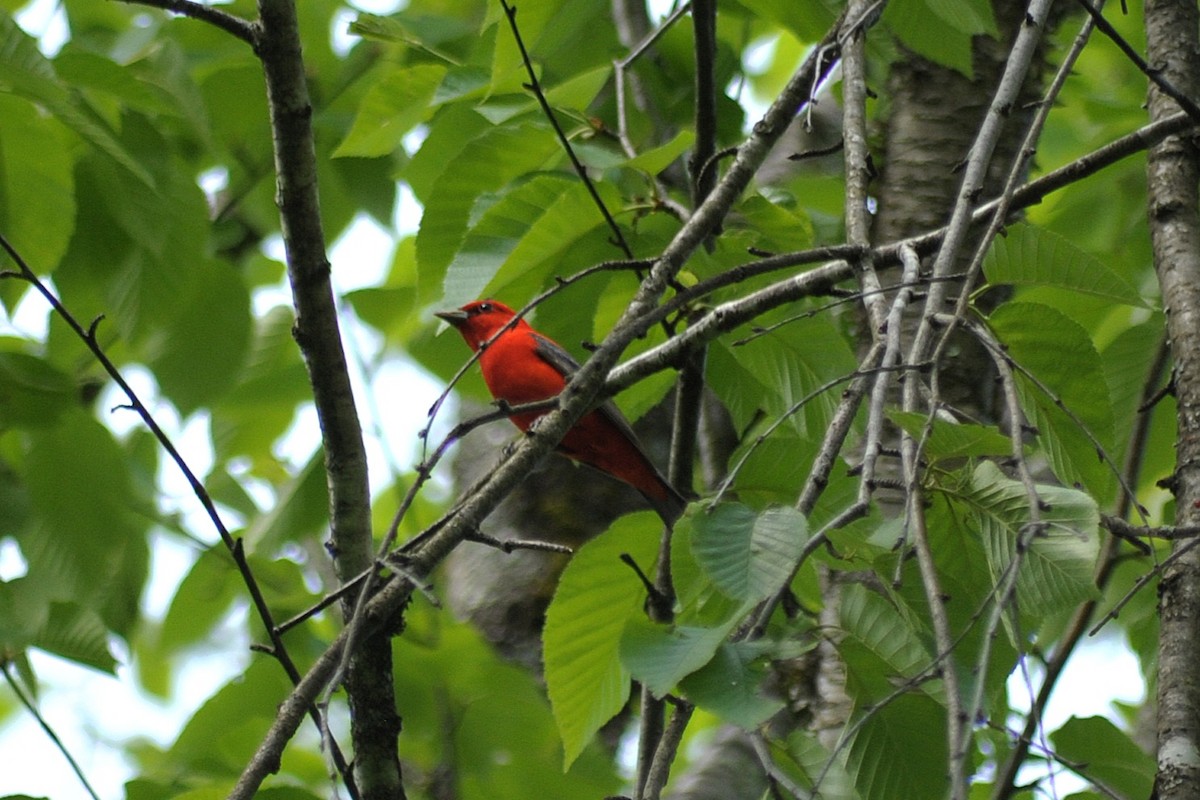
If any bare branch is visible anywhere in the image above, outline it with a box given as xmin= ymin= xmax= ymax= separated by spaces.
xmin=2 ymin=663 xmax=101 ymax=800
xmin=500 ymin=0 xmax=633 ymax=258
xmin=117 ymin=0 xmax=258 ymax=45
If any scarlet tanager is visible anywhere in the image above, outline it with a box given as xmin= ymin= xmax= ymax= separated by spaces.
xmin=437 ymin=299 xmax=687 ymax=525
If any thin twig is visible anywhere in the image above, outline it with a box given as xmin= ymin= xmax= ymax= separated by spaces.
xmin=0 ymin=233 xmax=345 ymax=771
xmin=749 ymin=733 xmax=813 ymax=800
xmin=712 ymin=356 xmax=911 ymax=506
xmin=464 ymin=531 xmax=574 ymax=554
xmin=117 ymin=0 xmax=258 ymax=45
xmin=840 ymin=0 xmax=885 ymax=334
xmin=1075 ymin=0 xmax=1200 ymax=123
xmin=1090 ymin=535 xmax=1200 ymax=636
xmin=994 ymin=336 xmax=1167 ymax=799
xmin=500 ymin=0 xmax=633 ymax=257
xmin=642 ymin=700 xmax=695 ymax=800
xmin=859 ymin=246 xmax=920 ymax=508
xmin=2 ymin=663 xmax=102 ymax=800
xmin=951 ymin=312 xmax=1144 ymax=523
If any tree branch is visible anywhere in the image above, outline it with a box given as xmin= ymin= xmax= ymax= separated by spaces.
xmin=117 ymin=0 xmax=258 ymax=45
xmin=255 ymin=0 xmax=398 ymax=795
xmin=1143 ymin=0 xmax=1200 ymax=794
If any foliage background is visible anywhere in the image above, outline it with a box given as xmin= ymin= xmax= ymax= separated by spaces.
xmin=0 ymin=0 xmax=1185 ymax=798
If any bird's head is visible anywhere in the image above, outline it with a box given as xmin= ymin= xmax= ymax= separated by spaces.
xmin=435 ymin=299 xmax=524 ymax=351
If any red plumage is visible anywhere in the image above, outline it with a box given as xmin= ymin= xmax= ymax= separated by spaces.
xmin=437 ymin=299 xmax=686 ymax=525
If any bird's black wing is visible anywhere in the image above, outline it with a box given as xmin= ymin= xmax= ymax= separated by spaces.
xmin=531 ymin=332 xmax=646 ymax=452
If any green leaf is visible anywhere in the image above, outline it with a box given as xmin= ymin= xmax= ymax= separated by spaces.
xmin=54 ymin=49 xmax=190 ymax=123
xmin=543 ymin=64 xmax=611 ymax=113
xmin=0 ymin=14 xmax=154 ymax=187
xmin=1051 ymin=716 xmax=1155 ymax=799
xmin=1101 ymin=318 xmax=1166 ymax=466
xmin=414 ymin=119 xmax=561 ymax=302
xmin=984 ymin=224 xmax=1147 ymax=307
xmin=888 ymin=411 xmax=1014 ymax=462
xmin=884 ymin=0 xmax=975 ymax=77
xmin=348 ymin=12 xmax=468 ymax=64
xmin=690 ymin=504 xmax=808 ymax=604
xmin=169 ymin=658 xmax=295 ymax=774
xmin=34 ymin=601 xmax=117 ymax=673
xmin=988 ymin=302 xmax=1115 ymax=493
xmin=732 ymin=0 xmax=838 ymax=42
xmin=620 ymin=617 xmax=733 ymax=698
xmin=243 ymin=450 xmax=330 ymax=554
xmin=678 ymin=642 xmax=785 ymax=728
xmin=838 ymin=582 xmax=932 ymax=701
xmin=927 ymin=0 xmax=998 ymax=35
xmin=19 ymin=411 xmax=148 ymax=636
xmin=735 ymin=193 xmax=814 ymax=252
xmin=441 ymin=173 xmax=611 ymax=308
xmin=709 ymin=309 xmax=856 ymax=440
xmin=143 ymin=260 xmax=251 ymax=415
xmin=393 ymin=617 xmax=622 ymax=796
xmin=544 ymin=513 xmax=659 ymax=769
xmin=0 ymin=95 xmax=76 ymax=278
xmin=210 ymin=306 xmax=311 ymax=468
xmin=781 ymin=730 xmax=862 ymax=800
xmin=965 ymin=462 xmax=1101 ymax=613
xmin=623 ymin=130 xmax=696 ymax=175
xmin=334 ymin=63 xmax=448 ymax=158
xmin=846 ymin=693 xmax=949 ymax=800
xmin=0 ymin=353 xmax=77 ymax=429
xmin=160 ymin=547 xmax=240 ymax=655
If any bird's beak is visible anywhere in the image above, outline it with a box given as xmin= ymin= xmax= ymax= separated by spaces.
xmin=435 ymin=309 xmax=468 ymax=328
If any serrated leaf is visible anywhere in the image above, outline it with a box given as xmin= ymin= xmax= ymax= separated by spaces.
xmin=243 ymin=450 xmax=329 ymax=554
xmin=735 ymin=194 xmax=814 ymax=252
xmin=988 ymin=302 xmax=1115 ymax=493
xmin=888 ymin=411 xmax=1014 ymax=462
xmin=839 ymin=582 xmax=932 ymax=701
xmin=734 ymin=0 xmax=838 ymax=42
xmin=170 ymin=658 xmax=295 ymax=774
xmin=782 ymin=731 xmax=862 ymax=800
xmin=927 ymin=0 xmax=998 ymax=35
xmin=543 ymin=65 xmax=611 ymax=114
xmin=415 ymin=120 xmax=561 ymax=301
xmin=691 ymin=504 xmax=807 ymax=603
xmin=334 ymin=64 xmax=447 ymax=158
xmin=160 ymin=547 xmax=240 ymax=654
xmin=1051 ymin=716 xmax=1154 ymax=799
xmin=19 ymin=411 xmax=148 ymax=636
xmin=621 ymin=617 xmax=732 ymax=698
xmin=846 ymin=694 xmax=949 ymax=800
xmin=709 ymin=311 xmax=855 ymax=440
xmin=984 ymin=224 xmax=1147 ymax=307
xmin=0 ymin=15 xmax=154 ymax=187
xmin=1102 ymin=318 xmax=1166 ymax=465
xmin=678 ymin=642 xmax=785 ymax=728
xmin=0 ymin=352 xmax=77 ymax=428
xmin=0 ymin=95 xmax=76 ymax=277
xmin=34 ymin=601 xmax=116 ymax=673
xmin=965 ymin=462 xmax=1101 ymax=613
xmin=884 ymin=0 xmax=974 ymax=76
xmin=544 ymin=513 xmax=659 ymax=769
xmin=347 ymin=13 xmax=465 ymax=64
xmin=442 ymin=173 xmax=574 ymax=306
xmin=143 ymin=260 xmax=251 ymax=415
xmin=624 ymin=130 xmax=695 ymax=175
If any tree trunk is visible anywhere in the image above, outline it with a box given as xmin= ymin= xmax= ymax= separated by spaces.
xmin=1146 ymin=0 xmax=1200 ymax=796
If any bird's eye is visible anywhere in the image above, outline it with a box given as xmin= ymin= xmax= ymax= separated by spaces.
xmin=477 ymin=302 xmax=493 ymax=313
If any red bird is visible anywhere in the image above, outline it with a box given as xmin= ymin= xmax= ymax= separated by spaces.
xmin=437 ymin=299 xmax=686 ymax=525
